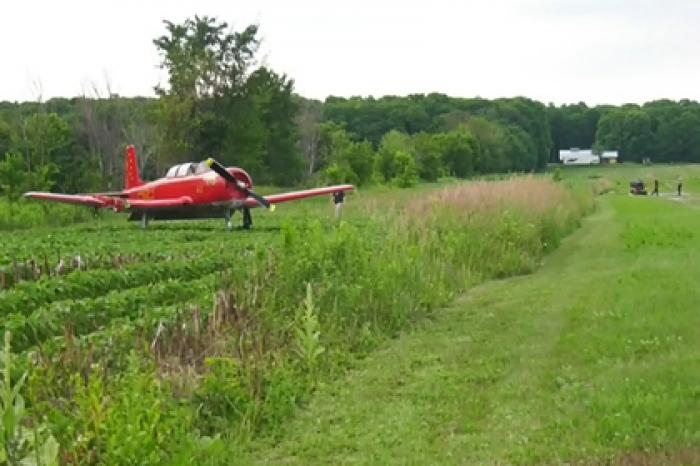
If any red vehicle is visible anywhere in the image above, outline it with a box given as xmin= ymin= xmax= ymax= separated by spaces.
xmin=25 ymin=146 xmax=354 ymax=230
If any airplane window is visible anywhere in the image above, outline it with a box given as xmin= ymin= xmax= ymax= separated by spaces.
xmin=195 ymin=161 xmax=210 ymax=174
xmin=166 ymin=166 xmax=178 ymax=178
xmin=176 ymin=164 xmax=191 ymax=177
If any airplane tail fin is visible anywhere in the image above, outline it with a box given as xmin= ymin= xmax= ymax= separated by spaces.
xmin=125 ymin=145 xmax=143 ymax=189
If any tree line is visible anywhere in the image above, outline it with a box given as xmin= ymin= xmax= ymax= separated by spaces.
xmin=2 ymin=16 xmax=700 ymax=199
xmin=548 ymin=100 xmax=700 ymax=163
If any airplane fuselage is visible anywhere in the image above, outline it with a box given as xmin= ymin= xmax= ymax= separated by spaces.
xmin=123 ymin=167 xmax=254 ymax=221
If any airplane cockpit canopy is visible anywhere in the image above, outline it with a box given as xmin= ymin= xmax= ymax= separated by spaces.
xmin=165 ymin=161 xmax=211 ymax=178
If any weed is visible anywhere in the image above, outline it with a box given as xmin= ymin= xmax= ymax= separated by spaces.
xmin=294 ymin=284 xmax=325 ymax=386
xmin=0 ymin=332 xmax=58 ymax=465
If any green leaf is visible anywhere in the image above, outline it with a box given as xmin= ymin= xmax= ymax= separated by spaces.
xmin=37 ymin=434 xmax=59 ymax=466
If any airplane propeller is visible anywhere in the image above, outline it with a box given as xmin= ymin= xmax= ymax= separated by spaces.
xmin=205 ymin=158 xmax=273 ymax=209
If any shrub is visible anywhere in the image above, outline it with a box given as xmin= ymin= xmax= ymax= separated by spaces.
xmin=0 ymin=198 xmax=94 ymax=231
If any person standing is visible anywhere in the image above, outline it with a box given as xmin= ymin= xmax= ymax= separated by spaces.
xmin=652 ymin=178 xmax=659 ymax=196
xmin=332 ymin=190 xmax=345 ymax=218
xmin=677 ymin=176 xmax=683 ymax=197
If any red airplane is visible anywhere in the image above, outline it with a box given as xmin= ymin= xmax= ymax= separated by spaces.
xmin=25 ymin=145 xmax=354 ymax=230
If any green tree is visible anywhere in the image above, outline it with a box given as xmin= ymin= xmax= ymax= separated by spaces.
xmin=654 ymin=109 xmax=700 ymax=162
xmin=319 ymin=123 xmax=374 ymax=185
xmin=413 ymin=132 xmax=443 ymax=182
xmin=376 ymin=130 xmax=414 ymax=182
xmin=237 ymin=67 xmax=303 ymax=185
xmin=0 ymin=121 xmax=11 ymax=158
xmin=345 ymin=141 xmax=375 ymax=185
xmin=154 ymin=17 xmax=303 ymax=185
xmin=461 ymin=118 xmax=507 ymax=173
xmin=489 ymin=97 xmax=551 ymax=169
xmin=153 ymin=16 xmax=260 ymax=161
xmin=0 ymin=152 xmax=29 ymax=202
xmin=596 ymin=107 xmax=653 ymax=162
xmin=296 ymin=97 xmax=324 ymax=177
xmin=23 ymin=113 xmax=71 ymax=168
xmin=434 ymin=129 xmax=478 ymax=178
xmin=547 ymin=102 xmax=602 ymax=162
xmin=393 ymin=150 xmax=419 ymax=188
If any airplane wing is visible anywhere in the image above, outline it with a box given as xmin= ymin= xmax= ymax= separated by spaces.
xmin=243 ymin=184 xmax=354 ymax=208
xmin=24 ymin=192 xmax=193 ymax=211
xmin=24 ymin=192 xmax=108 ymax=208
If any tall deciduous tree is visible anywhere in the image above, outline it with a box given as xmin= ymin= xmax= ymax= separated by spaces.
xmin=240 ymin=67 xmax=302 ymax=185
xmin=79 ymin=93 xmax=126 ymax=190
xmin=154 ymin=17 xmax=302 ymax=183
xmin=0 ymin=152 xmax=30 ymax=201
xmin=376 ymin=130 xmax=414 ymax=182
xmin=433 ymin=129 xmax=478 ymax=178
xmin=296 ymin=98 xmax=324 ymax=176
xmin=596 ymin=107 xmax=653 ymax=162
xmin=413 ymin=132 xmax=443 ymax=182
xmin=154 ymin=16 xmax=260 ymax=161
xmin=319 ymin=123 xmax=374 ymax=185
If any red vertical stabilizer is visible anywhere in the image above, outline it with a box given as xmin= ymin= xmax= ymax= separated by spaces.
xmin=125 ymin=145 xmax=143 ymax=189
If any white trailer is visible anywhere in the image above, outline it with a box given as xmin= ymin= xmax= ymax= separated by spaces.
xmin=559 ymin=148 xmax=600 ymax=165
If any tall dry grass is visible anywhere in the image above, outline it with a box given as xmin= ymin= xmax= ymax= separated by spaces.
xmin=409 ymin=176 xmax=574 ymax=219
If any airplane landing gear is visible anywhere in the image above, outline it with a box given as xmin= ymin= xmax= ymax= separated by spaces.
xmin=222 ymin=208 xmax=251 ymax=231
xmin=224 ymin=209 xmax=234 ymax=231
xmin=242 ymin=207 xmax=252 ymax=230
xmin=141 ymin=212 xmax=150 ymax=230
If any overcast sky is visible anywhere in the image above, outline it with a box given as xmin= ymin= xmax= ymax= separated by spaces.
xmin=1 ymin=0 xmax=698 ymax=105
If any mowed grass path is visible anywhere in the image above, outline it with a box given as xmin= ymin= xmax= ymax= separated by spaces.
xmin=243 ymin=192 xmax=700 ymax=465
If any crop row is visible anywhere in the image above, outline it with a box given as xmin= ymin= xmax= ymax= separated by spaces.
xmin=0 ymin=233 xmax=222 ymax=269
xmin=29 ymin=291 xmax=218 ymax=366
xmin=0 ymin=251 xmax=195 ymax=290
xmin=0 ymin=222 xmax=263 ymax=266
xmin=0 ymin=253 xmax=233 ymax=316
xmin=2 ymin=272 xmax=222 ymax=353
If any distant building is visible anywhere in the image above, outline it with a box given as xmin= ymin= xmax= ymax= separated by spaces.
xmin=559 ymin=148 xmax=600 ymax=165
xmin=600 ymin=151 xmax=619 ymax=164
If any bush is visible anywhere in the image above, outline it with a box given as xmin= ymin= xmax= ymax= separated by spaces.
xmin=393 ymin=150 xmax=419 ymax=188
xmin=552 ymin=166 xmax=563 ymax=182
xmin=0 ymin=198 xmax=95 ymax=230
xmin=56 ymin=354 xmax=195 ymax=465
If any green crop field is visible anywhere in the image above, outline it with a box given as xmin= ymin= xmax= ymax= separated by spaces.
xmin=1 ymin=166 xmax=699 ymax=464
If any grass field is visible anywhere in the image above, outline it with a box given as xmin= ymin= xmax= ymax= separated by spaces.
xmin=241 ymin=165 xmax=700 ymax=465
xmin=1 ymin=165 xmax=699 ymax=464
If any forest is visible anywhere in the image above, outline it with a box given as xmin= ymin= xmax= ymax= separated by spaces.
xmin=2 ymin=16 xmax=700 ymax=200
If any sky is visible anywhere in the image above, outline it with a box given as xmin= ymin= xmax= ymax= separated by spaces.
xmin=1 ymin=0 xmax=699 ymax=105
